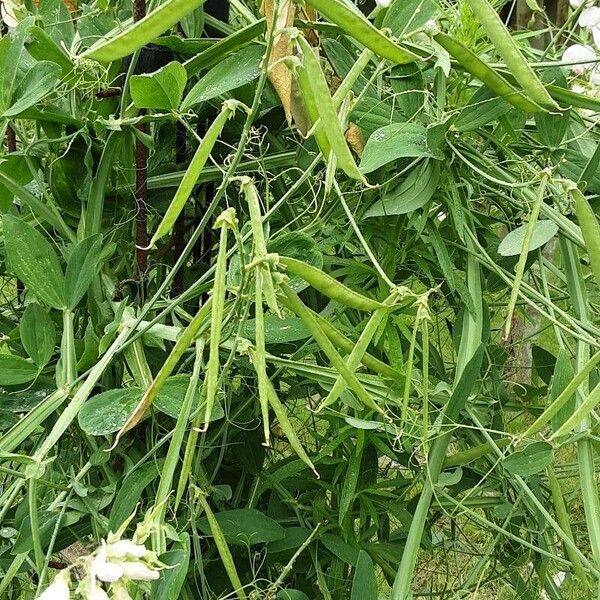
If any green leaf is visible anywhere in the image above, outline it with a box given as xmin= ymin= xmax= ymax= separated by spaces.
xmin=1 ymin=17 xmax=32 ymax=112
xmin=155 ymin=375 xmax=224 ymax=422
xmin=351 ymin=550 xmax=378 ymax=600
xmin=383 ymin=0 xmax=437 ymax=37
xmin=0 ymin=155 xmax=34 ymax=213
xmin=498 ymin=220 xmax=558 ymax=256
xmin=78 ymin=388 xmax=141 ymax=436
xmin=239 ymin=316 xmax=310 ymax=343
xmin=197 ymin=508 xmax=285 ymax=545
xmin=152 ymin=535 xmax=191 ymax=600
xmin=455 ymin=86 xmax=513 ymax=132
xmin=2 ymin=215 xmax=66 ymax=309
xmin=365 ymin=160 xmax=439 ymax=217
xmin=181 ymin=45 xmax=263 ymax=110
xmin=277 ymin=591 xmax=310 ymax=600
xmin=130 ymin=61 xmax=188 ymax=110
xmin=3 ymin=61 xmax=62 ymax=118
xmin=360 ymin=123 xmax=438 ymax=174
xmin=550 ymin=350 xmax=576 ymax=433
xmin=502 ymin=442 xmax=553 ymax=477
xmin=20 ymin=303 xmax=56 ymax=368
xmin=64 ymin=234 xmax=103 ymax=309
xmin=108 ymin=460 xmax=163 ymax=530
xmin=0 ymin=355 xmax=38 ymax=386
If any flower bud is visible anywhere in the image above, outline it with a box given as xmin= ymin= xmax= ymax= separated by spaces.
xmin=121 ymin=561 xmax=160 ymax=581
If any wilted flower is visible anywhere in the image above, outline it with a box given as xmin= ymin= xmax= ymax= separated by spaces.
xmin=120 ymin=561 xmax=160 ymax=581
xmin=37 ymin=571 xmax=70 ymax=600
xmin=562 ymin=43 xmax=597 ymax=73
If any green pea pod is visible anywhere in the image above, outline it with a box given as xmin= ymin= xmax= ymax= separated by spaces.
xmin=241 ymin=177 xmax=280 ymax=316
xmin=463 ymin=0 xmax=557 ymax=109
xmin=281 ymin=284 xmax=384 ymax=415
xmin=295 ymin=59 xmax=331 ymax=159
xmin=312 ymin=310 xmax=401 ymax=379
xmin=80 ymin=0 xmax=207 ymax=62
xmin=265 ymin=374 xmax=318 ymax=476
xmin=280 ymin=256 xmax=384 ymax=311
xmin=434 ymin=33 xmax=541 ymax=114
xmin=203 ymin=209 xmax=237 ymax=429
xmin=304 ymin=0 xmax=419 ymax=65
xmin=317 ymin=307 xmax=389 ymax=412
xmin=296 ymin=36 xmax=365 ymax=183
xmin=151 ymin=102 xmax=236 ymax=246
xmin=253 ymin=271 xmax=271 ymax=447
xmin=572 ymin=187 xmax=600 ymax=289
xmin=198 ymin=496 xmax=247 ymax=600
xmin=111 ymin=298 xmax=213 ymax=448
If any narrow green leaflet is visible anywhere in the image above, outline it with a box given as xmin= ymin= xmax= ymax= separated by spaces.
xmin=351 ymin=550 xmax=378 ymax=600
xmin=64 ymin=234 xmax=103 ymax=310
xmin=364 ymin=160 xmax=439 ymax=217
xmin=197 ymin=508 xmax=285 ymax=545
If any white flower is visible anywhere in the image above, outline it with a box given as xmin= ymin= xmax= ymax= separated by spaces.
xmin=107 ymin=540 xmax=146 ymax=559
xmin=94 ymin=560 xmax=124 ymax=583
xmin=562 ymin=44 xmax=597 ymax=73
xmin=0 ymin=0 xmax=20 ymax=28
xmin=375 ymin=0 xmax=392 ymax=6
xmin=86 ymin=584 xmax=109 ymax=600
xmin=121 ymin=561 xmax=160 ymax=581
xmin=570 ymin=0 xmax=586 ymax=7
xmin=90 ymin=541 xmax=123 ymax=583
xmin=37 ymin=571 xmax=70 ymax=600
xmin=579 ymin=6 xmax=600 ymax=28
xmin=593 ymin=25 xmax=600 ymax=51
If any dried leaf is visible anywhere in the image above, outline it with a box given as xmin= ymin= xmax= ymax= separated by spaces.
xmin=345 ymin=122 xmax=365 ymax=157
xmin=263 ymin=0 xmax=296 ymax=124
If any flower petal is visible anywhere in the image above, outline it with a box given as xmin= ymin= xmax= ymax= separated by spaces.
xmin=579 ymin=6 xmax=600 ymax=29
xmin=562 ymin=44 xmax=597 ymax=73
xmin=37 ymin=571 xmax=70 ymax=600
xmin=121 ymin=561 xmax=160 ymax=581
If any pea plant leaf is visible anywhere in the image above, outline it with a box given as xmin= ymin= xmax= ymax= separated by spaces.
xmin=350 ymin=550 xmax=378 ymax=600
xmin=131 ymin=61 xmax=188 ymax=110
xmin=502 ymin=442 xmax=553 ymax=477
xmin=64 ymin=234 xmax=103 ymax=310
xmin=360 ymin=123 xmax=441 ymax=174
xmin=20 ymin=303 xmax=56 ymax=368
xmin=181 ymin=44 xmax=264 ymax=110
xmin=2 ymin=215 xmax=66 ymax=310
xmin=0 ymin=355 xmax=39 ymax=386
xmin=3 ymin=61 xmax=61 ymax=118
xmin=498 ymin=220 xmax=558 ymax=256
